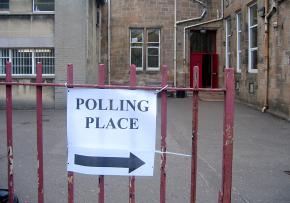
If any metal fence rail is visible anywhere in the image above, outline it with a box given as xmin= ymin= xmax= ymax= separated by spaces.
xmin=0 ymin=62 xmax=234 ymax=203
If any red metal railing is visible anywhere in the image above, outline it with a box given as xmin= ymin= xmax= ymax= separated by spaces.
xmin=1 ymin=62 xmax=234 ymax=203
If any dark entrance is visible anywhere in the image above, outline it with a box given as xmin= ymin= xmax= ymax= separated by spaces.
xmin=190 ymin=30 xmax=218 ymax=88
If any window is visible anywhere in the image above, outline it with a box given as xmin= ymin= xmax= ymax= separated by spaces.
xmin=130 ymin=29 xmax=144 ymax=70
xmin=0 ymin=49 xmax=9 ymax=74
xmin=236 ymin=12 xmax=242 ymax=73
xmin=248 ymin=3 xmax=258 ymax=73
xmin=225 ymin=17 xmax=232 ymax=68
xmin=0 ymin=48 xmax=54 ymax=75
xmin=130 ymin=28 xmax=161 ymax=71
xmin=33 ymin=0 xmax=54 ymax=12
xmin=0 ymin=0 xmax=9 ymax=10
xmin=147 ymin=29 xmax=160 ymax=70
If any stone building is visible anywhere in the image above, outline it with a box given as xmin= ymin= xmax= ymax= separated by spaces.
xmin=104 ymin=0 xmax=223 ymax=88
xmin=220 ymin=0 xmax=289 ymax=119
xmin=0 ymin=0 xmax=104 ymax=108
xmin=0 ymin=0 xmax=289 ymax=120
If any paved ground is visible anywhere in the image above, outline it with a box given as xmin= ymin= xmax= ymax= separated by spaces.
xmin=0 ymin=98 xmax=290 ymax=203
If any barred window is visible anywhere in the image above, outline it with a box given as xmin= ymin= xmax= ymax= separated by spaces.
xmin=33 ymin=0 xmax=54 ymax=12
xmin=0 ymin=49 xmax=9 ymax=74
xmin=0 ymin=48 xmax=54 ymax=75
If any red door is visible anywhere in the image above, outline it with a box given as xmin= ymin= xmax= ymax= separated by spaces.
xmin=212 ymin=53 xmax=219 ymax=88
xmin=190 ymin=53 xmax=203 ymax=88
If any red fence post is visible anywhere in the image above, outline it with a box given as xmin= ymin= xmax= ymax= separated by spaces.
xmin=98 ymin=64 xmax=106 ymax=203
xmin=67 ymin=64 xmax=74 ymax=203
xmin=190 ymin=66 xmax=199 ymax=203
xmin=160 ymin=65 xmax=168 ymax=203
xmin=129 ymin=64 xmax=137 ymax=203
xmin=221 ymin=68 xmax=235 ymax=203
xmin=36 ymin=62 xmax=44 ymax=203
xmin=5 ymin=61 xmax=14 ymax=203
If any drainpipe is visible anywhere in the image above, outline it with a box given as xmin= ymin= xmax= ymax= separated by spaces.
xmin=108 ymin=0 xmax=111 ymax=84
xmin=174 ymin=0 xmax=177 ymax=86
xmin=183 ymin=0 xmax=224 ymax=61
xmin=98 ymin=4 xmax=102 ymax=63
xmin=174 ymin=0 xmax=207 ymax=87
xmin=262 ymin=0 xmax=276 ymax=113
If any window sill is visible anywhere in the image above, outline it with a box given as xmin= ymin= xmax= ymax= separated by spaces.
xmin=248 ymin=70 xmax=258 ymax=74
xmin=146 ymin=68 xmax=160 ymax=72
xmin=0 ymin=74 xmax=55 ymax=79
xmin=0 ymin=12 xmax=54 ymax=16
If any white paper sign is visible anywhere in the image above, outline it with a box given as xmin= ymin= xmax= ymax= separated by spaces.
xmin=67 ymin=88 xmax=157 ymax=176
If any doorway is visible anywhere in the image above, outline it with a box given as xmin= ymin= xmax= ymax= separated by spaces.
xmin=189 ymin=30 xmax=218 ymax=88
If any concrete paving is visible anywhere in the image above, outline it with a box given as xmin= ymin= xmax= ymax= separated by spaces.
xmin=0 ymin=98 xmax=290 ymax=203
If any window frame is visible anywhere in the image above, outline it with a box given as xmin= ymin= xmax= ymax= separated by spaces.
xmin=33 ymin=0 xmax=54 ymax=13
xmin=248 ymin=3 xmax=258 ymax=73
xmin=236 ymin=12 xmax=242 ymax=73
xmin=146 ymin=28 xmax=160 ymax=71
xmin=0 ymin=0 xmax=9 ymax=11
xmin=225 ymin=17 xmax=231 ymax=69
xmin=130 ymin=28 xmax=144 ymax=71
xmin=0 ymin=48 xmax=55 ymax=76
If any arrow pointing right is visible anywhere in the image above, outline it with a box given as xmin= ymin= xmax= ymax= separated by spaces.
xmin=74 ymin=153 xmax=145 ymax=173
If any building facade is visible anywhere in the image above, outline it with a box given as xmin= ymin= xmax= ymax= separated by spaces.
xmin=221 ymin=0 xmax=289 ymax=119
xmin=0 ymin=0 xmax=289 ymax=120
xmin=0 ymin=0 xmax=103 ymax=108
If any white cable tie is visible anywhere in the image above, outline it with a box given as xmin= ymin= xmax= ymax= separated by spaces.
xmin=64 ymin=82 xmax=68 ymax=88
xmin=155 ymin=150 xmax=192 ymax=157
xmin=155 ymin=84 xmax=168 ymax=94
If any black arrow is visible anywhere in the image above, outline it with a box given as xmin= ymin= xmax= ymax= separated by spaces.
xmin=74 ymin=153 xmax=145 ymax=173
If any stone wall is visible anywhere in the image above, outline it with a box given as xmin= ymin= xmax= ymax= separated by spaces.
xmin=223 ymin=0 xmax=290 ymax=119
xmin=101 ymin=0 xmax=222 ymax=87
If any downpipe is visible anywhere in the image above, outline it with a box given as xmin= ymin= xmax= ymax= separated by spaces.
xmin=174 ymin=0 xmax=207 ymax=87
xmin=262 ymin=0 xmax=276 ymax=112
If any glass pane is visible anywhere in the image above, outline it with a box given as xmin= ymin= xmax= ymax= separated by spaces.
xmin=34 ymin=0 xmax=54 ymax=11
xmin=131 ymin=29 xmax=143 ymax=43
xmin=148 ymin=56 xmax=159 ymax=68
xmin=251 ymin=26 xmax=257 ymax=48
xmin=131 ymin=48 xmax=142 ymax=68
xmin=237 ymin=13 xmax=242 ymax=31
xmin=148 ymin=43 xmax=159 ymax=47
xmin=250 ymin=4 xmax=257 ymax=26
xmin=131 ymin=43 xmax=142 ymax=47
xmin=238 ymin=52 xmax=242 ymax=68
xmin=148 ymin=29 xmax=160 ymax=42
xmin=148 ymin=48 xmax=158 ymax=56
xmin=226 ymin=18 xmax=231 ymax=34
xmin=0 ymin=0 xmax=9 ymax=9
xmin=251 ymin=50 xmax=258 ymax=70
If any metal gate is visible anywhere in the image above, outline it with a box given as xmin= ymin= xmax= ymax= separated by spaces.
xmin=0 ymin=62 xmax=234 ymax=203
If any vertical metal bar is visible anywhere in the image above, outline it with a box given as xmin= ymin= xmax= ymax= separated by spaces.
xmin=67 ymin=64 xmax=74 ymax=203
xmin=129 ymin=64 xmax=137 ymax=203
xmin=221 ymin=68 xmax=235 ymax=203
xmin=160 ymin=65 xmax=168 ymax=203
xmin=5 ymin=62 xmax=14 ymax=203
xmin=36 ymin=62 xmax=44 ymax=203
xmin=98 ymin=64 xmax=106 ymax=203
xmin=190 ymin=66 xmax=199 ymax=203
